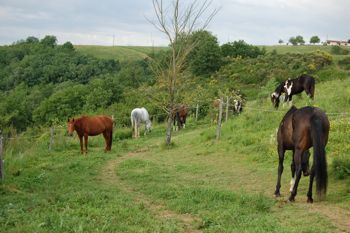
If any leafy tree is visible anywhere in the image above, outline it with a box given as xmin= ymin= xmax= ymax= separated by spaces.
xmin=26 ymin=36 xmax=39 ymax=44
xmin=62 ymin=41 xmax=75 ymax=51
xmin=278 ymin=39 xmax=284 ymax=44
xmin=40 ymin=35 xmax=57 ymax=47
xmin=289 ymin=37 xmax=297 ymax=46
xmin=187 ymin=30 xmax=222 ymax=77
xmin=310 ymin=36 xmax=320 ymax=44
xmin=221 ymin=40 xmax=265 ymax=58
xmin=295 ymin=35 xmax=305 ymax=45
xmin=33 ymin=83 xmax=88 ymax=124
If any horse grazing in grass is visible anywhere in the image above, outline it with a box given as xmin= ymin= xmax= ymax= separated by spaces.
xmin=172 ymin=104 xmax=188 ymax=131
xmin=131 ymin=107 xmax=152 ymax=138
xmin=274 ymin=106 xmax=329 ymax=203
xmin=67 ymin=116 xmax=113 ymax=154
xmin=271 ymin=75 xmax=315 ymax=108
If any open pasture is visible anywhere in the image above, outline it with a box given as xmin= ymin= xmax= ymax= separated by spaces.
xmin=1 ymin=76 xmax=349 ymax=232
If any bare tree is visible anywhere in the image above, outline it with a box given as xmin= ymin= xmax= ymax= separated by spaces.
xmin=148 ymin=0 xmax=218 ymax=145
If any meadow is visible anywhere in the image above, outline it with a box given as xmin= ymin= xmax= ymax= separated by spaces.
xmin=1 ymin=66 xmax=349 ymax=232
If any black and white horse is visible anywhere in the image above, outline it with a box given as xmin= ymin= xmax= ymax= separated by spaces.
xmin=233 ymin=99 xmax=243 ymax=114
xmin=271 ymin=75 xmax=315 ymax=108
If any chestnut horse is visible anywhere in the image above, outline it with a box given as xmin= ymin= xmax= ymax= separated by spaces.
xmin=67 ymin=116 xmax=113 ymax=154
xmin=274 ymin=106 xmax=329 ymax=203
xmin=171 ymin=104 xmax=188 ymax=131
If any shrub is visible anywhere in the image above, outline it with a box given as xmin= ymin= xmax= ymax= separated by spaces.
xmin=332 ymin=155 xmax=350 ymax=179
xmin=338 ymin=56 xmax=350 ymax=70
xmin=330 ymin=46 xmax=350 ymax=55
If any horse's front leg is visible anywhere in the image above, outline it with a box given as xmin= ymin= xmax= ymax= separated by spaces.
xmin=84 ymin=134 xmax=88 ymax=154
xmin=274 ymin=144 xmax=285 ymax=197
xmin=289 ymin=149 xmax=303 ymax=202
xmin=79 ymin=136 xmax=84 ymax=154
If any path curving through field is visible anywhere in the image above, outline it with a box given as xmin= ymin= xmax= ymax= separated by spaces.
xmin=99 ymin=147 xmax=202 ymax=233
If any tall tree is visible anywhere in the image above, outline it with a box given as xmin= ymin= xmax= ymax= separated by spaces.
xmin=187 ymin=30 xmax=222 ymax=77
xmin=310 ymin=36 xmax=320 ymax=44
xmin=149 ymin=0 xmax=218 ymax=145
xmin=295 ymin=35 xmax=305 ymax=45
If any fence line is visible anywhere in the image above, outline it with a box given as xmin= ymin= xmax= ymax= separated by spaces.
xmin=1 ymin=100 xmax=348 ymax=143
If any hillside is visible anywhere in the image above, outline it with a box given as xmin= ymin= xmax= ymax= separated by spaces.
xmin=1 ymin=68 xmax=349 ymax=232
xmin=1 ymin=37 xmax=350 ymax=232
xmin=75 ymin=45 xmax=168 ymax=61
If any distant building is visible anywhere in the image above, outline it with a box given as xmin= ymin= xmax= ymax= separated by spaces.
xmin=326 ymin=40 xmax=349 ymax=46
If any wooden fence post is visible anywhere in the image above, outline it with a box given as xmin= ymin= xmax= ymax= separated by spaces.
xmin=49 ymin=126 xmax=54 ymax=151
xmin=0 ymin=134 xmax=4 ymax=181
xmin=195 ymin=104 xmax=199 ymax=121
xmin=216 ymin=97 xmax=223 ymax=140
xmin=225 ymin=96 xmax=230 ymax=122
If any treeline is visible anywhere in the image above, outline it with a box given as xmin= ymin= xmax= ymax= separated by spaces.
xmin=0 ymin=36 xmax=154 ymax=132
xmin=0 ymin=33 xmax=335 ymax=133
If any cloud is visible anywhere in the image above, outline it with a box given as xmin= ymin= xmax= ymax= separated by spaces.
xmin=0 ymin=0 xmax=349 ymax=45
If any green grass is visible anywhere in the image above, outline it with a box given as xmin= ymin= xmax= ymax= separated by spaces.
xmin=1 ymin=51 xmax=350 ymax=232
xmin=75 ymin=45 xmax=167 ymax=61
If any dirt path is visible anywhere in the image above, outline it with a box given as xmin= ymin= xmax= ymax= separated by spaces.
xmin=99 ymin=147 xmax=202 ymax=233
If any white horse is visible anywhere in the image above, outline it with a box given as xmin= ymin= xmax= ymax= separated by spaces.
xmin=131 ymin=107 xmax=152 ymax=138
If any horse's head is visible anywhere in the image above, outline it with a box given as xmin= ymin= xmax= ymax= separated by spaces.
xmin=67 ymin=118 xmax=75 ymax=136
xmin=271 ymin=92 xmax=280 ymax=108
xmin=145 ymin=120 xmax=152 ymax=132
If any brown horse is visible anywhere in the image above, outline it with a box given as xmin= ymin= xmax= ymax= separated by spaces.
xmin=274 ymin=106 xmax=329 ymax=203
xmin=67 ymin=116 xmax=113 ymax=154
xmin=171 ymin=104 xmax=188 ymax=131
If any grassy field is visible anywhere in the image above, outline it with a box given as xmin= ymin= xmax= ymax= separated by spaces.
xmin=1 ymin=70 xmax=349 ymax=232
xmin=75 ymin=45 xmax=167 ymax=61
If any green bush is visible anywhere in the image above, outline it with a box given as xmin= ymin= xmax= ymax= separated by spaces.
xmin=338 ymin=56 xmax=350 ymax=70
xmin=330 ymin=46 xmax=350 ymax=55
xmin=332 ymin=156 xmax=350 ymax=179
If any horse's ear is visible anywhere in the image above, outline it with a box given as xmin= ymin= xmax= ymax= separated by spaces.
xmin=72 ymin=118 xmax=75 ymax=122
xmin=67 ymin=118 xmax=70 ymax=122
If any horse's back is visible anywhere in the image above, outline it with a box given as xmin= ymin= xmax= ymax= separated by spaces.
xmin=81 ymin=116 xmax=113 ymax=135
xmin=131 ymin=107 xmax=149 ymax=122
xmin=292 ymin=107 xmax=329 ymax=148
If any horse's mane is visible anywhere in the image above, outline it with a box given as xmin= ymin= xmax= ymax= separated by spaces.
xmin=274 ymin=82 xmax=285 ymax=95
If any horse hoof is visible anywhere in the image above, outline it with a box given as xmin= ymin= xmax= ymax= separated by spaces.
xmin=303 ymin=170 xmax=310 ymax=176
xmin=288 ymin=196 xmax=295 ymax=202
xmin=307 ymin=198 xmax=313 ymax=203
xmin=274 ymin=193 xmax=281 ymax=198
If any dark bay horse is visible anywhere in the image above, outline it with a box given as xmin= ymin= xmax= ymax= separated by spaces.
xmin=271 ymin=74 xmax=315 ymax=108
xmin=172 ymin=104 xmax=188 ymax=131
xmin=67 ymin=116 xmax=113 ymax=154
xmin=274 ymin=106 xmax=329 ymax=203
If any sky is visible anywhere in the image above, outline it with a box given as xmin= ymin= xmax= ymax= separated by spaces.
xmin=0 ymin=0 xmax=349 ymax=46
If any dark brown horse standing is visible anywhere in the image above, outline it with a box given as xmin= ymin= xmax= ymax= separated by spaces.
xmin=274 ymin=106 xmax=329 ymax=203
xmin=172 ymin=104 xmax=188 ymax=131
xmin=67 ymin=116 xmax=113 ymax=154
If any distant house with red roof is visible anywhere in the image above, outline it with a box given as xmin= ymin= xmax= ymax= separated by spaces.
xmin=326 ymin=40 xmax=349 ymax=46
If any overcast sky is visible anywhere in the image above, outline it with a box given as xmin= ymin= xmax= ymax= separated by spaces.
xmin=0 ymin=0 xmax=349 ymax=46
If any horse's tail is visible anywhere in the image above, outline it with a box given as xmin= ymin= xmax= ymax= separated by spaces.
xmin=310 ymin=115 xmax=328 ymax=197
xmin=309 ymin=78 xmax=315 ymax=99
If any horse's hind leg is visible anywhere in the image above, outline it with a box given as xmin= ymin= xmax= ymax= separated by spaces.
xmin=307 ymin=165 xmax=315 ymax=203
xmin=274 ymin=145 xmax=285 ymax=197
xmin=102 ymin=131 xmax=109 ymax=152
xmin=289 ymin=149 xmax=303 ymax=202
